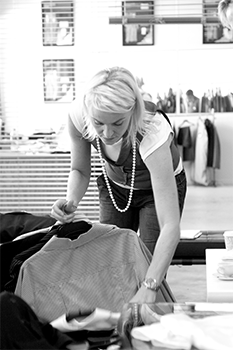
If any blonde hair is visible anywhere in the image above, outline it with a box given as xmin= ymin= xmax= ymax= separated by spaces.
xmin=82 ymin=67 xmax=145 ymax=145
xmin=218 ymin=0 xmax=233 ymax=29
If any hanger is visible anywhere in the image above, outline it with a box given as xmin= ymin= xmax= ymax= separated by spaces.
xmin=179 ymin=119 xmax=195 ymax=128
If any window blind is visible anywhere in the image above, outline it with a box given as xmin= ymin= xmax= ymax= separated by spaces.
xmin=42 ymin=0 xmax=74 ymax=46
xmin=0 ymin=151 xmax=102 ymax=220
xmin=0 ymin=0 xmax=77 ymax=153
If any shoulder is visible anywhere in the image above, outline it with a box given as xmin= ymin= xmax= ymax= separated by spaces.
xmin=139 ymin=111 xmax=173 ymax=161
xmin=143 ymin=110 xmax=172 ymax=136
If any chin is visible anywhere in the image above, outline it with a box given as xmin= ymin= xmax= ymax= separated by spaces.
xmin=100 ymin=136 xmax=120 ymax=145
xmin=102 ymin=139 xmax=116 ymax=145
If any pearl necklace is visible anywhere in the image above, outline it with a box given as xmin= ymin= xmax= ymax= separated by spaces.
xmin=96 ymin=136 xmax=137 ymax=213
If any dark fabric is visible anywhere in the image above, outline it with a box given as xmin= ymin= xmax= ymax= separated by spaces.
xmin=224 ymin=94 xmax=233 ymax=112
xmin=177 ymin=126 xmax=195 ymax=162
xmin=212 ymin=126 xmax=221 ymax=169
xmin=0 ymin=229 xmax=49 ymax=292
xmin=3 ymin=221 xmax=92 ymax=293
xmin=177 ymin=126 xmax=192 ymax=148
xmin=204 ymin=118 xmax=221 ymax=169
xmin=205 ymin=118 xmax=215 ymax=167
xmin=0 ymin=291 xmax=73 ymax=349
xmin=0 ymin=211 xmax=56 ymax=243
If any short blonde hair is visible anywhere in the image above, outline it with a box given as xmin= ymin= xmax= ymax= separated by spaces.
xmin=218 ymin=0 xmax=233 ymax=29
xmin=82 ymin=67 xmax=145 ymax=145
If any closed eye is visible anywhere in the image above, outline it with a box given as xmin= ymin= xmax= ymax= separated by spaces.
xmin=93 ymin=118 xmax=124 ymax=127
xmin=113 ymin=120 xmax=124 ymax=126
xmin=93 ymin=119 xmax=103 ymax=126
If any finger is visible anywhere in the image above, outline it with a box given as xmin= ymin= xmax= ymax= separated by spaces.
xmin=52 ymin=203 xmax=65 ymax=216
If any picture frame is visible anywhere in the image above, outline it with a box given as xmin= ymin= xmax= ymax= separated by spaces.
xmin=122 ymin=1 xmax=154 ymax=46
xmin=43 ymin=59 xmax=75 ymax=103
xmin=203 ymin=0 xmax=233 ymax=44
xmin=41 ymin=1 xmax=74 ymax=46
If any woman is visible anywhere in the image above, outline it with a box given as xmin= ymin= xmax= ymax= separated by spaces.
xmin=51 ymin=67 xmax=187 ymax=304
xmin=218 ymin=0 xmax=233 ymax=30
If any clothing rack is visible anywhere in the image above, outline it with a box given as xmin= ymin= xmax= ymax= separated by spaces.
xmin=172 ymin=109 xmax=218 ymax=187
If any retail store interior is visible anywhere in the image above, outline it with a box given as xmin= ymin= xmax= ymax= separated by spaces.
xmin=0 ymin=0 xmax=233 ymax=349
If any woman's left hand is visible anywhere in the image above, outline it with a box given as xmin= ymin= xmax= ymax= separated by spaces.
xmin=129 ymin=285 xmax=157 ymax=304
xmin=119 ymin=287 xmax=158 ymax=333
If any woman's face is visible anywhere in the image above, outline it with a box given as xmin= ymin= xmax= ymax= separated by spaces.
xmin=91 ymin=106 xmax=132 ymax=145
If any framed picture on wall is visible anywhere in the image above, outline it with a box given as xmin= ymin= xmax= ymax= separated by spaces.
xmin=41 ymin=1 xmax=74 ymax=46
xmin=203 ymin=0 xmax=233 ymax=44
xmin=122 ymin=1 xmax=154 ymax=46
xmin=43 ymin=59 xmax=75 ymax=102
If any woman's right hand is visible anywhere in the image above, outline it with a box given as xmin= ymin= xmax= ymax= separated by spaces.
xmin=50 ymin=199 xmax=77 ymax=224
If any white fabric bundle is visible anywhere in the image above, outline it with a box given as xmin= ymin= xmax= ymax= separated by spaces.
xmin=131 ymin=313 xmax=233 ymax=350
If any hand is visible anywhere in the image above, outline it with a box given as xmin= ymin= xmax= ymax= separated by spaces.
xmin=122 ymin=287 xmax=158 ymax=328
xmin=51 ymin=199 xmax=77 ymax=224
xmin=129 ymin=285 xmax=157 ymax=305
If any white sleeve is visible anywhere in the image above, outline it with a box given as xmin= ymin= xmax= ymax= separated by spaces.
xmin=139 ymin=112 xmax=174 ymax=161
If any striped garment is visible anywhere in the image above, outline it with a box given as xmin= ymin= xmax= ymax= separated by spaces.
xmin=15 ymin=223 xmax=152 ymax=323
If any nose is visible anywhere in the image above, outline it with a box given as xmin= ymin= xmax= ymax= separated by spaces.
xmin=102 ymin=125 xmax=114 ymax=139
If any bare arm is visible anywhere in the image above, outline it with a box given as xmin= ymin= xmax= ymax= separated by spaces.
xmin=66 ymin=115 xmax=91 ymax=205
xmin=51 ymin=115 xmax=91 ymax=223
xmin=131 ymin=135 xmax=180 ymax=303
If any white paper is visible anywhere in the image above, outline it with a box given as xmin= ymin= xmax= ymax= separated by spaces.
xmin=180 ymin=230 xmax=202 ymax=240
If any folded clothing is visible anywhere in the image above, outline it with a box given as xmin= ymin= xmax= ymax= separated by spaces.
xmin=131 ymin=312 xmax=233 ymax=350
xmin=50 ymin=308 xmax=121 ymax=332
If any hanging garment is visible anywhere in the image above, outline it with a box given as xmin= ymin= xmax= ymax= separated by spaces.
xmin=212 ymin=125 xmax=221 ymax=170
xmin=204 ymin=118 xmax=221 ymax=169
xmin=204 ymin=118 xmax=215 ymax=167
xmin=15 ymin=222 xmax=175 ymax=323
xmin=223 ymin=95 xmax=230 ymax=111
xmin=177 ymin=126 xmax=192 ymax=148
xmin=177 ymin=125 xmax=195 ymax=162
xmin=201 ymin=94 xmax=210 ymax=113
xmin=229 ymin=94 xmax=233 ymax=111
xmin=193 ymin=118 xmax=210 ymax=186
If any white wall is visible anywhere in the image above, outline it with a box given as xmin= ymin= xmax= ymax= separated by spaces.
xmin=0 ymin=0 xmax=233 ymax=183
